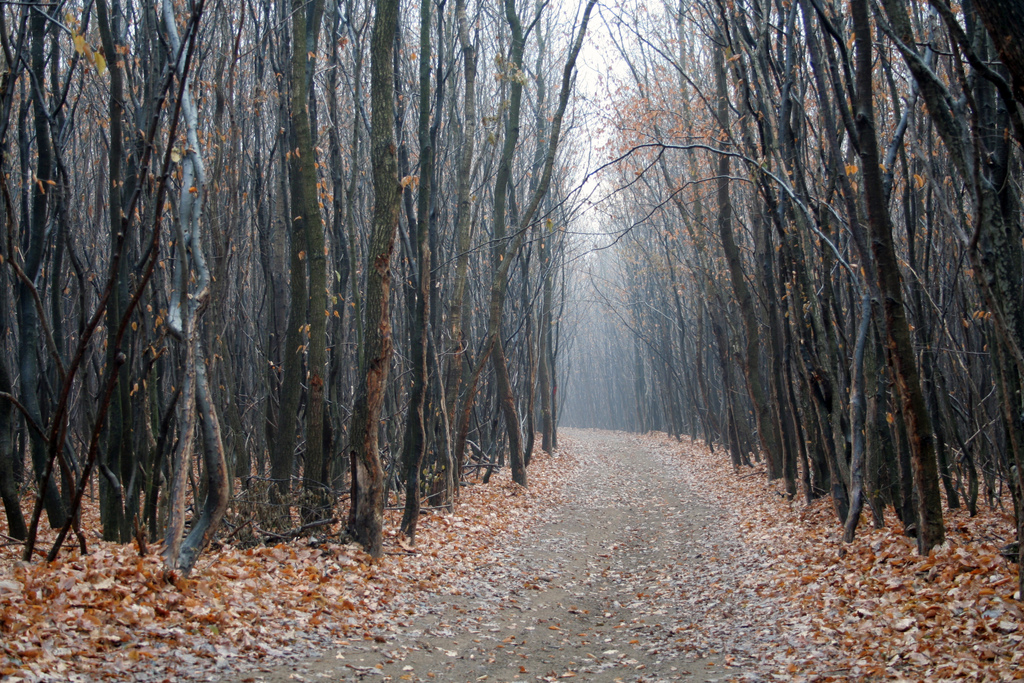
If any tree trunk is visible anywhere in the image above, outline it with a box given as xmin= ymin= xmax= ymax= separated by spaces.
xmin=539 ymin=224 xmax=555 ymax=453
xmin=161 ymin=0 xmax=228 ymax=574
xmin=270 ymin=17 xmax=307 ymax=514
xmin=844 ymin=292 xmax=872 ymax=542
xmin=348 ymin=0 xmax=401 ymax=558
xmin=0 ymin=353 xmax=26 ymax=540
xmin=972 ymin=0 xmax=1024 ymax=105
xmin=443 ymin=0 xmax=478 ymax=455
xmin=400 ymin=0 xmax=435 ymax=542
xmin=712 ymin=35 xmax=781 ymax=475
xmin=289 ymin=0 xmax=329 ymax=523
xmin=851 ymin=0 xmax=944 ymax=553
xmin=24 ymin=0 xmax=66 ymax=530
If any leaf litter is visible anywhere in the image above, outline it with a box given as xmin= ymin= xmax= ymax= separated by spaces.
xmin=642 ymin=431 xmax=1022 ymax=682
xmin=246 ymin=427 xmax=756 ymax=683
xmin=1 ymin=430 xmax=1021 ymax=682
xmin=0 ymin=448 xmax=570 ymax=682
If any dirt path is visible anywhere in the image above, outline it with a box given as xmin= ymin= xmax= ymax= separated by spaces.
xmin=242 ymin=430 xmax=769 ymax=683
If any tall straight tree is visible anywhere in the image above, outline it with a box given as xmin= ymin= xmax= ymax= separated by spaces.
xmin=400 ymin=0 xmax=435 ymax=542
xmin=23 ymin=0 xmax=65 ymax=530
xmin=288 ymin=0 xmax=329 ymax=523
xmin=710 ymin=24 xmax=782 ymax=480
xmin=270 ymin=0 xmax=309 ymax=511
xmin=479 ymin=0 xmax=532 ymax=488
xmin=538 ymin=220 xmax=555 ymax=454
xmin=348 ymin=0 xmax=401 ymax=558
xmin=445 ymin=0 xmax=478 ymax=482
xmin=95 ymin=0 xmax=131 ymax=542
xmin=850 ymin=0 xmax=944 ymax=552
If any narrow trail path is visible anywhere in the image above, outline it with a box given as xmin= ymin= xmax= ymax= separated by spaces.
xmin=246 ymin=430 xmax=772 ymax=683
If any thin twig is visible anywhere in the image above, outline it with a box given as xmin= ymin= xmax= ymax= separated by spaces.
xmin=253 ymin=517 xmax=338 ymax=541
xmin=219 ymin=518 xmax=253 ymax=544
xmin=0 ymin=391 xmax=48 ymax=441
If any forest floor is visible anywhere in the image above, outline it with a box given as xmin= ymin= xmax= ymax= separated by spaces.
xmin=1 ymin=430 xmax=1022 ymax=682
xmin=246 ymin=429 xmax=757 ymax=683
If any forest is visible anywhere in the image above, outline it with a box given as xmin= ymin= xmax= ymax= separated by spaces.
xmin=0 ymin=0 xmax=597 ymax=573
xmin=0 ymin=0 xmax=1022 ymax=667
xmin=560 ymin=0 xmax=1024 ymax=590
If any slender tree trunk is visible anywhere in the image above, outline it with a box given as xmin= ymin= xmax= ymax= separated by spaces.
xmin=289 ymin=0 xmax=329 ymax=523
xmin=400 ymin=0 xmax=435 ymax=542
xmin=709 ymin=308 xmax=745 ymax=469
xmin=348 ymin=0 xmax=401 ymax=558
xmin=0 ymin=354 xmax=26 ymax=539
xmin=443 ymin=0 xmax=477 ymax=487
xmin=326 ymin=0 xmax=352 ymax=491
xmin=483 ymin=0 xmax=528 ymax=486
xmin=174 ymin=353 xmax=228 ymax=572
xmin=844 ymin=292 xmax=872 ymax=542
xmin=25 ymin=0 xmax=66 ymax=530
xmin=755 ymin=205 xmax=798 ymax=494
xmin=712 ymin=35 xmax=781 ymax=474
xmin=851 ymin=0 xmax=944 ymax=553
xmin=865 ymin=328 xmax=888 ymax=527
xmin=524 ymin=281 xmax=537 ymax=466
xmin=270 ymin=18 xmax=307 ymax=513
xmin=162 ymin=0 xmax=228 ymax=574
xmin=97 ymin=0 xmax=131 ymax=542
xmin=539 ymin=225 xmax=554 ymax=454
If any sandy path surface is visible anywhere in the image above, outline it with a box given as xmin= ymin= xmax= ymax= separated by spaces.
xmin=238 ymin=430 xmax=769 ymax=683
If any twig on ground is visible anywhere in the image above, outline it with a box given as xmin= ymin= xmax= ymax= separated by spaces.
xmin=253 ymin=517 xmax=338 ymax=541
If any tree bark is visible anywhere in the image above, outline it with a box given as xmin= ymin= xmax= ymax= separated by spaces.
xmin=484 ymin=0 xmax=529 ymax=486
xmin=288 ymin=0 xmax=329 ymax=523
xmin=844 ymin=292 xmax=872 ymax=542
xmin=348 ymin=0 xmax=401 ymax=558
xmin=852 ymin=0 xmax=944 ymax=552
xmin=95 ymin=0 xmax=129 ymax=543
xmin=24 ymin=0 xmax=66 ymax=530
xmin=443 ymin=0 xmax=478 ymax=465
xmin=0 ymin=353 xmax=26 ymax=539
xmin=162 ymin=0 xmax=228 ymax=574
xmin=712 ymin=34 xmax=781 ymax=475
xmin=539 ymin=224 xmax=555 ymax=454
xmin=400 ymin=0 xmax=435 ymax=542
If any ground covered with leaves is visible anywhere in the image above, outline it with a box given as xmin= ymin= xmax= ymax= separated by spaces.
xmin=648 ymin=433 xmax=1023 ymax=682
xmin=250 ymin=428 xmax=757 ymax=683
xmin=0 ymin=449 xmax=569 ymax=683
xmin=1 ymin=431 xmax=1021 ymax=682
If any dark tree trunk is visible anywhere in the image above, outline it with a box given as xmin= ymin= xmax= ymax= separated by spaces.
xmin=712 ymin=35 xmax=782 ymax=475
xmin=852 ymin=0 xmax=944 ymax=553
xmin=24 ymin=0 xmax=66 ymax=530
xmin=289 ymin=0 xmax=329 ymax=524
xmin=401 ymin=0 xmax=436 ymax=542
xmin=348 ymin=0 xmax=402 ymax=558
xmin=269 ymin=1 xmax=307 ymax=514
xmin=973 ymin=0 xmax=1024 ymax=105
